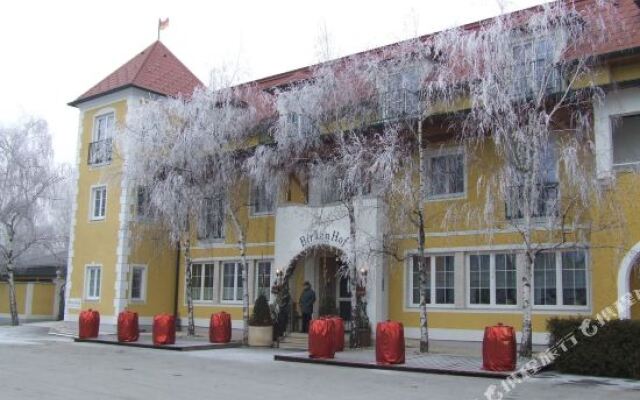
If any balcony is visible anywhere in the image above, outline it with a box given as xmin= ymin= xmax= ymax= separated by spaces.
xmin=88 ymin=138 xmax=113 ymax=165
xmin=505 ymin=182 xmax=558 ymax=220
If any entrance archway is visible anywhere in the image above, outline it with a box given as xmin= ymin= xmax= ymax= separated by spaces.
xmin=276 ymin=245 xmax=352 ymax=334
xmin=617 ymin=242 xmax=640 ymax=319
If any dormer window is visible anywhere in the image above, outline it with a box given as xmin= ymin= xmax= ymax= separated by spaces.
xmin=379 ymin=67 xmax=421 ymax=121
xmin=283 ymin=113 xmax=313 ymax=137
xmin=89 ymin=112 xmax=114 ymax=165
xmin=511 ymin=35 xmax=562 ymax=99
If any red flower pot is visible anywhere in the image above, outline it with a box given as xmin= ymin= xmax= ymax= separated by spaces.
xmin=376 ymin=321 xmax=405 ymax=365
xmin=209 ymin=312 xmax=232 ymax=343
xmin=117 ymin=310 xmax=139 ymax=342
xmin=308 ymin=318 xmax=335 ymax=359
xmin=482 ymin=323 xmax=516 ymax=371
xmin=152 ymin=314 xmax=176 ymax=346
xmin=78 ymin=309 xmax=100 ymax=339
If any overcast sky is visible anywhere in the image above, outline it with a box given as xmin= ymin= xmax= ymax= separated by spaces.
xmin=0 ymin=0 xmax=547 ymax=164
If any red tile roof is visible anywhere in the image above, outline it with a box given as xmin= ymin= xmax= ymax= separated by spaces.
xmin=69 ymin=41 xmax=202 ymax=106
xmin=253 ymin=0 xmax=640 ymax=91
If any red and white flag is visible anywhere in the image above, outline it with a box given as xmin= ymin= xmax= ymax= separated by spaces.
xmin=158 ymin=18 xmax=170 ymax=31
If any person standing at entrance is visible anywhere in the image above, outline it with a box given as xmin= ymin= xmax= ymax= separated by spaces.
xmin=299 ymin=281 xmax=316 ymax=333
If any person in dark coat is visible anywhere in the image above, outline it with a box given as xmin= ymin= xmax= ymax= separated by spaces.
xmin=299 ymin=281 xmax=316 ymax=333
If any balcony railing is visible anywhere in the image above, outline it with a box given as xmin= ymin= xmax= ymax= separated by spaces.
xmin=505 ymin=182 xmax=558 ymax=220
xmin=88 ymin=138 xmax=113 ymax=165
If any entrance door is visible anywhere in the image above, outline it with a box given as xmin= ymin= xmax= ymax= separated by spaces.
xmin=337 ymin=274 xmax=352 ymax=322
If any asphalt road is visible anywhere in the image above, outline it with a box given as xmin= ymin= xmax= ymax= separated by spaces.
xmin=1 ymin=325 xmax=639 ymax=400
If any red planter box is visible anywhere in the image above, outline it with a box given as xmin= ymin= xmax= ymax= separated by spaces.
xmin=328 ymin=316 xmax=345 ymax=352
xmin=152 ymin=314 xmax=176 ymax=346
xmin=78 ymin=309 xmax=100 ymax=339
xmin=376 ymin=321 xmax=405 ymax=365
xmin=308 ymin=318 xmax=335 ymax=359
xmin=482 ymin=324 xmax=516 ymax=371
xmin=209 ymin=312 xmax=232 ymax=343
xmin=117 ymin=310 xmax=139 ymax=342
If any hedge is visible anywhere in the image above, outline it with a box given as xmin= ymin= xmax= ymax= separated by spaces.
xmin=547 ymin=317 xmax=640 ymax=379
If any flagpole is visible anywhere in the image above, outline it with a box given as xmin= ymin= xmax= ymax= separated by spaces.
xmin=157 ymin=18 xmax=160 ymax=41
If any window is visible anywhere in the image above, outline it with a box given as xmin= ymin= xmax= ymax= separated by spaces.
xmin=251 ymin=181 xmax=275 ymax=215
xmin=410 ymin=256 xmax=430 ymax=305
xmin=283 ymin=113 xmax=313 ymax=137
xmin=468 ymin=253 xmax=517 ymax=306
xmin=505 ymin=140 xmax=558 ymax=219
xmin=94 ymin=112 xmax=114 ymax=141
xmin=89 ymin=113 xmax=114 ymax=165
xmin=512 ymin=36 xmax=561 ymax=98
xmin=534 ymin=252 xmax=557 ymax=305
xmin=222 ymin=262 xmax=244 ymax=302
xmin=199 ymin=196 xmax=225 ymax=240
xmin=408 ymin=255 xmax=454 ymax=306
xmin=90 ymin=186 xmax=107 ymax=220
xmin=319 ymin=174 xmax=343 ymax=205
xmin=469 ymin=255 xmax=491 ymax=305
xmin=255 ymin=261 xmax=272 ymax=297
xmin=135 ymin=186 xmax=150 ymax=219
xmin=130 ymin=265 xmax=146 ymax=301
xmin=190 ymin=263 xmax=215 ymax=302
xmin=561 ymin=251 xmax=587 ymax=306
xmin=495 ymin=254 xmax=518 ymax=305
xmin=612 ymin=114 xmax=640 ymax=168
xmin=435 ymin=256 xmax=455 ymax=304
xmin=534 ymin=250 xmax=588 ymax=307
xmin=85 ymin=266 xmax=101 ymax=300
xmin=427 ymin=152 xmax=465 ymax=198
xmin=379 ymin=68 xmax=420 ymax=120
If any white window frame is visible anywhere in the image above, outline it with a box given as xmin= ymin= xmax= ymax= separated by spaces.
xmin=425 ymin=147 xmax=466 ymax=201
xmin=510 ymin=33 xmax=562 ymax=99
xmin=84 ymin=265 xmax=102 ymax=301
xmin=90 ymin=185 xmax=107 ymax=221
xmin=188 ymin=263 xmax=215 ymax=304
xmin=92 ymin=111 xmax=115 ymax=142
xmin=255 ymin=260 xmax=273 ymax=298
xmin=466 ymin=252 xmax=519 ymax=309
xmin=532 ymin=249 xmax=590 ymax=311
xmin=406 ymin=254 xmax=456 ymax=308
xmin=250 ymin=181 xmax=275 ymax=216
xmin=221 ymin=261 xmax=244 ymax=304
xmin=611 ymin=112 xmax=640 ymax=170
xmin=129 ymin=265 xmax=147 ymax=302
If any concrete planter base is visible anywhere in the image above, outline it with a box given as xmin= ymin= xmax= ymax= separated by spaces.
xmin=248 ymin=325 xmax=273 ymax=347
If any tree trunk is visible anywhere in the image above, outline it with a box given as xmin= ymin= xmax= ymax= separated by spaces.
xmin=346 ymin=202 xmax=360 ymax=348
xmin=227 ymin=203 xmax=250 ymax=346
xmin=519 ymin=253 xmax=534 ymax=358
xmin=7 ymin=264 xmax=19 ymax=326
xmin=183 ymin=235 xmax=195 ymax=336
xmin=417 ymin=119 xmax=429 ymax=353
xmin=417 ymin=211 xmax=429 ymax=353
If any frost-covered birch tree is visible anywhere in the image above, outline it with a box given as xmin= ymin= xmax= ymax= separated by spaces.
xmin=0 ymin=118 xmax=65 ymax=325
xmin=425 ymin=0 xmax=617 ymax=357
xmin=124 ymin=83 xmax=271 ymax=342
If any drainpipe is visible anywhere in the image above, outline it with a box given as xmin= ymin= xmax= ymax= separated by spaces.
xmin=173 ymin=243 xmax=181 ymax=329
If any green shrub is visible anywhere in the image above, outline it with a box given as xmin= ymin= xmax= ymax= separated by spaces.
xmin=250 ymin=293 xmax=273 ymax=327
xmin=547 ymin=317 xmax=640 ymax=379
xmin=319 ymin=295 xmax=338 ymax=317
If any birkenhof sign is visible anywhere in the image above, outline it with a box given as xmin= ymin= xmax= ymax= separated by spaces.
xmin=299 ymin=230 xmax=348 ymax=249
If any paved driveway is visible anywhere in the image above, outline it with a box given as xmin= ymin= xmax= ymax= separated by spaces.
xmin=1 ymin=325 xmax=639 ymax=400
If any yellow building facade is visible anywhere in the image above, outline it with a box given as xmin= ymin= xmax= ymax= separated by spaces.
xmin=66 ymin=26 xmax=640 ymax=343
